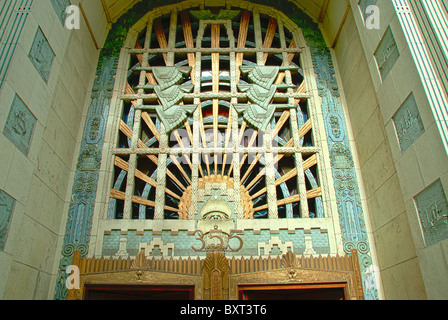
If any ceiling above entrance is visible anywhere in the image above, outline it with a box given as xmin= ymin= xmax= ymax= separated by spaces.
xmin=100 ymin=0 xmax=331 ymax=24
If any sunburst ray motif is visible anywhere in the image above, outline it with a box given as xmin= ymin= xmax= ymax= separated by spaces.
xmin=109 ymin=9 xmax=323 ymax=221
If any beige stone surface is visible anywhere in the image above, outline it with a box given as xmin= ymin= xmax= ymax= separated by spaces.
xmin=355 ymin=108 xmax=387 ymax=166
xmin=0 ymin=134 xmax=15 ymax=190
xmin=360 ymin=140 xmax=396 ymax=197
xmin=0 ymin=252 xmax=13 ymax=299
xmin=0 ymin=0 xmax=101 ymax=300
xmin=414 ymin=123 xmax=448 ymax=186
xmin=374 ymin=212 xmax=418 ymax=269
xmin=380 ymin=257 xmax=427 ymax=299
xmin=4 ymin=151 xmax=34 ymax=205
xmin=367 ymin=173 xmax=406 ymax=232
xmin=0 ymin=0 xmax=447 ymax=300
xmin=3 ymin=261 xmax=39 ymax=300
xmin=417 ymin=240 xmax=448 ymax=299
xmin=25 ymin=176 xmax=66 ymax=233
xmin=332 ymin=1 xmax=441 ymax=300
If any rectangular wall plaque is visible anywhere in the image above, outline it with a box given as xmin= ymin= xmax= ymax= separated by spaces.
xmin=50 ymin=0 xmax=71 ymax=25
xmin=415 ymin=179 xmax=448 ymax=247
xmin=393 ymin=92 xmax=425 ymax=153
xmin=374 ymin=26 xmax=400 ymax=80
xmin=3 ymin=94 xmax=37 ymax=156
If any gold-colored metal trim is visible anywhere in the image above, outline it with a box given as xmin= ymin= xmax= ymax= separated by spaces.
xmin=68 ymin=249 xmax=364 ymax=300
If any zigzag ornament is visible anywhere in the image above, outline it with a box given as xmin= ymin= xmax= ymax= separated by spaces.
xmin=153 ymin=67 xmax=196 ymax=132
xmin=235 ymin=66 xmax=297 ymax=131
xmin=137 ymin=66 xmax=196 ymax=132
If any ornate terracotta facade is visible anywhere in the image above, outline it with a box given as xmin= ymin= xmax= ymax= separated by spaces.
xmin=54 ymin=0 xmax=379 ymax=300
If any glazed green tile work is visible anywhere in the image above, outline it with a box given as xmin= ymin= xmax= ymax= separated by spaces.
xmin=28 ymin=27 xmax=55 ymax=83
xmin=101 ymin=228 xmax=330 ymax=258
xmin=3 ymin=94 xmax=37 ymax=156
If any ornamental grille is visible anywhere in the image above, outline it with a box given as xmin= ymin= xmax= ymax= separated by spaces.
xmin=108 ymin=8 xmax=323 ymax=221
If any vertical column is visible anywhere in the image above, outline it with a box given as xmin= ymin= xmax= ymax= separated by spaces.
xmin=254 ymin=9 xmax=277 ymax=218
xmin=155 ymin=10 xmax=177 ymax=220
xmin=196 ymin=21 xmax=211 ymax=177
xmin=123 ymin=21 xmax=153 ymax=220
xmin=166 ymin=9 xmax=178 ymax=64
xmin=228 ymin=21 xmax=244 ymax=219
xmin=190 ymin=104 xmax=200 ymax=220
xmin=154 ymin=128 xmax=169 ymax=220
xmin=138 ymin=21 xmax=154 ymax=220
xmin=180 ymin=11 xmax=199 ymax=219
xmin=191 ymin=24 xmax=201 ymax=219
xmin=264 ymin=126 xmax=278 ymax=219
xmin=279 ymin=19 xmax=310 ymax=218
xmin=253 ymin=10 xmax=264 ymax=66
xmin=189 ymin=19 xmax=206 ymax=219
xmin=122 ymin=92 xmax=142 ymax=219
xmin=393 ymin=0 xmax=448 ymax=154
xmin=232 ymin=105 xmax=244 ymax=219
xmin=211 ymin=23 xmax=220 ymax=174
xmin=290 ymin=109 xmax=309 ymax=218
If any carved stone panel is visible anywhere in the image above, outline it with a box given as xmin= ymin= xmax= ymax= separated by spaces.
xmin=3 ymin=94 xmax=37 ymax=156
xmin=151 ymin=66 xmax=196 ymax=132
xmin=393 ymin=93 xmax=425 ymax=153
xmin=50 ymin=0 xmax=71 ymax=25
xmin=28 ymin=27 xmax=55 ymax=83
xmin=202 ymin=251 xmax=230 ymax=300
xmin=358 ymin=0 xmax=379 ymax=20
xmin=415 ymin=179 xmax=448 ymax=247
xmin=374 ymin=27 xmax=400 ymax=80
xmin=0 ymin=190 xmax=16 ymax=251
xmin=77 ymin=145 xmax=102 ymax=172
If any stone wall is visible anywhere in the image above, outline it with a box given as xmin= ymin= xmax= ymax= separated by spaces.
xmin=328 ymin=0 xmax=448 ymax=299
xmin=0 ymin=0 xmax=107 ymax=299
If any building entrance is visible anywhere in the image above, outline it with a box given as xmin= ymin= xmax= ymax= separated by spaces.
xmin=67 ymin=250 xmax=364 ymax=300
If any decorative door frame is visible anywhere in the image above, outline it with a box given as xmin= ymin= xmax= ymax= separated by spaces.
xmin=68 ymin=249 xmax=364 ymax=300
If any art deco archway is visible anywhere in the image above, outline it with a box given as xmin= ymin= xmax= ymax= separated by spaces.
xmin=107 ymin=7 xmax=321 ymax=221
xmin=55 ymin=0 xmax=379 ymax=300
